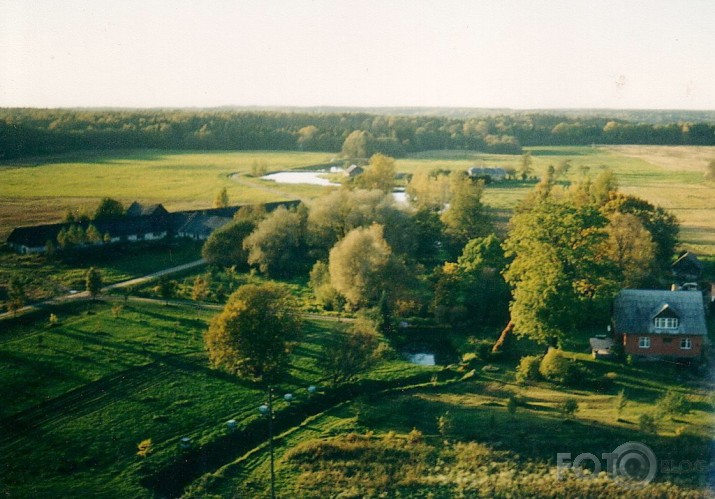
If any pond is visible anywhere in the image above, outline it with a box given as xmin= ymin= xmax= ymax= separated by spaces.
xmin=261 ymin=171 xmax=340 ymax=186
xmin=399 ymin=329 xmax=460 ymax=366
xmin=262 ymin=170 xmax=409 ymax=204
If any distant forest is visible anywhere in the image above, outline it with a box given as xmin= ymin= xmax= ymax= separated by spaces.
xmin=2 ymin=107 xmax=715 ymax=160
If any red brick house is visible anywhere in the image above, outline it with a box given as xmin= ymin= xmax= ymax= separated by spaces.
xmin=613 ymin=289 xmax=707 ymax=359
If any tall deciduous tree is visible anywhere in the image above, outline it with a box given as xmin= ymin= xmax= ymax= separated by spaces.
xmin=213 ymin=187 xmax=229 ymax=208
xmin=204 ymin=283 xmax=301 ymax=380
xmin=322 ymin=317 xmax=380 ymax=385
xmin=440 ymin=171 xmax=490 ymax=246
xmin=518 ymin=151 xmax=533 ymax=180
xmin=341 ymin=130 xmax=369 ymax=159
xmin=243 ymin=206 xmax=307 ymax=277
xmin=601 ymin=193 xmax=679 ymax=269
xmin=201 ymin=219 xmax=256 ymax=268
xmin=328 ymin=224 xmax=397 ymax=309
xmin=353 ymin=154 xmax=396 ymax=193
xmin=603 ymin=212 xmax=656 ymax=287
xmin=85 ymin=267 xmax=103 ymax=301
xmin=93 ymin=198 xmax=124 ymax=221
xmin=503 ymin=200 xmax=618 ymax=345
xmin=7 ymin=277 xmax=26 ymax=317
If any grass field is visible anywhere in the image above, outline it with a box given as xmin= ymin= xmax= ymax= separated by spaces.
xmin=0 ymin=299 xmax=429 ymax=497
xmin=0 ymin=150 xmax=335 ymax=240
xmin=2 ymin=146 xmax=713 ymax=254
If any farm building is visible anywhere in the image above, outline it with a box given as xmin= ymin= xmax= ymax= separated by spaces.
xmin=344 ymin=164 xmax=364 ymax=177
xmin=671 ymin=251 xmax=703 ymax=283
xmin=467 ymin=167 xmax=507 ymax=182
xmin=612 ymin=289 xmax=707 ymax=360
xmin=177 ymin=214 xmax=232 ymax=240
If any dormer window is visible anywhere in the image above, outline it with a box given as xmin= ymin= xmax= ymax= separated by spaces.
xmin=655 ymin=317 xmax=679 ymax=329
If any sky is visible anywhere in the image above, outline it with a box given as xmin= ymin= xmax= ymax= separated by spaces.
xmin=1 ymin=0 xmax=714 ymax=110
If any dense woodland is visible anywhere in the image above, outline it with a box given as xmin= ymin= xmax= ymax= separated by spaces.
xmin=2 ymin=108 xmax=715 ymax=160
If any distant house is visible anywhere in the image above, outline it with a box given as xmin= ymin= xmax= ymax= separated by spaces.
xmin=6 ymin=223 xmax=66 ymax=254
xmin=345 ymin=164 xmax=364 ymax=177
xmin=177 ymin=214 xmax=232 ymax=240
xmin=467 ymin=167 xmax=507 ymax=182
xmin=612 ymin=289 xmax=707 ymax=360
xmin=671 ymin=252 xmax=703 ymax=283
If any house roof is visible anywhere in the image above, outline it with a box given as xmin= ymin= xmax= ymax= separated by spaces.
xmin=613 ymin=289 xmax=707 ymax=336
xmin=7 ymin=223 xmax=66 ymax=248
xmin=671 ymin=251 xmax=703 ymax=274
xmin=178 ymin=214 xmax=232 ymax=238
xmin=126 ymin=202 xmax=168 ymax=218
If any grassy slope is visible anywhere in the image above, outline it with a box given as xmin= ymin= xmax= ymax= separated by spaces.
xmin=0 ymin=299 xmax=428 ymax=497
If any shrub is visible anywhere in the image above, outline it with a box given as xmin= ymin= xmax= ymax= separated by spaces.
xmin=136 ymin=438 xmax=153 ymax=458
xmin=437 ymin=412 xmax=454 ymax=438
xmin=614 ymin=389 xmax=627 ymax=418
xmin=48 ymin=313 xmax=59 ymax=327
xmin=538 ymin=349 xmax=579 ymax=385
xmin=515 ymin=355 xmax=542 ymax=384
xmin=111 ymin=304 xmax=123 ymax=318
xmin=407 ymin=427 xmax=423 ymax=444
xmin=657 ymin=390 xmax=690 ymax=419
xmin=560 ymin=398 xmax=579 ymax=417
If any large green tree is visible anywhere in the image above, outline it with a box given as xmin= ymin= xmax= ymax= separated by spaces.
xmin=503 ymin=200 xmax=618 ymax=345
xmin=601 ymin=193 xmax=679 ymax=269
xmin=93 ymin=198 xmax=124 ymax=221
xmin=204 ymin=283 xmax=301 ymax=380
xmin=243 ymin=206 xmax=307 ymax=277
xmin=440 ymin=171 xmax=490 ymax=246
xmin=201 ymin=219 xmax=256 ymax=268
xmin=322 ymin=317 xmax=380 ymax=385
xmin=353 ymin=153 xmax=396 ymax=193
xmin=85 ymin=267 xmax=103 ymax=301
xmin=328 ymin=224 xmax=400 ymax=309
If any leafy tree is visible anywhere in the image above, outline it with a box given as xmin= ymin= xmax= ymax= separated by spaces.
xmin=353 ymin=153 xmax=396 ymax=193
xmin=341 ymin=130 xmax=369 ymax=159
xmin=560 ymin=398 xmax=579 ymax=418
xmin=322 ymin=317 xmax=380 ymax=385
xmin=601 ymin=193 xmax=679 ymax=269
xmin=7 ymin=277 xmax=26 ymax=317
xmin=213 ymin=187 xmax=229 ymax=208
xmin=307 ymin=189 xmax=414 ymax=258
xmin=93 ymin=198 xmax=124 ymax=220
xmin=507 ymin=396 xmax=518 ymax=417
xmin=204 ymin=283 xmax=301 ymax=380
xmin=86 ymin=224 xmax=102 ymax=244
xmin=657 ymin=390 xmax=690 ymax=419
xmin=243 ymin=206 xmax=307 ymax=277
xmin=201 ymin=219 xmax=256 ymax=268
xmin=440 ymin=172 xmax=490 ymax=246
xmin=156 ymin=276 xmax=177 ymax=305
xmin=328 ymin=224 xmax=399 ymax=309
xmin=503 ymin=199 xmax=618 ymax=345
xmin=85 ymin=267 xmax=103 ymax=301
xmin=191 ymin=275 xmax=210 ymax=302
xmin=518 ymin=151 xmax=533 ymax=180
xmin=136 ymin=439 xmax=154 ymax=458
xmin=406 ymin=170 xmax=451 ymax=211
xmin=614 ymin=389 xmax=627 ymax=419
xmin=603 ymin=212 xmax=656 ymax=287
xmin=249 ymin=160 xmax=268 ymax=177
xmin=309 ymin=261 xmax=343 ymax=310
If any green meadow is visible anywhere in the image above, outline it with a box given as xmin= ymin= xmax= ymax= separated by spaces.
xmin=2 ymin=146 xmax=714 ymax=254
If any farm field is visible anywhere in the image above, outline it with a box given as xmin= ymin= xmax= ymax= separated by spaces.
xmin=1 ymin=146 xmax=714 ymax=255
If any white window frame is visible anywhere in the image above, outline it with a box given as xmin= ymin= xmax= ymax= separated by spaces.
xmin=655 ymin=317 xmax=679 ymax=329
xmin=680 ymin=338 xmax=692 ymax=350
xmin=638 ymin=337 xmax=651 ymax=349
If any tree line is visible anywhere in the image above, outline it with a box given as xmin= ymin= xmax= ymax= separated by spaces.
xmin=2 ymin=108 xmax=715 ymax=160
